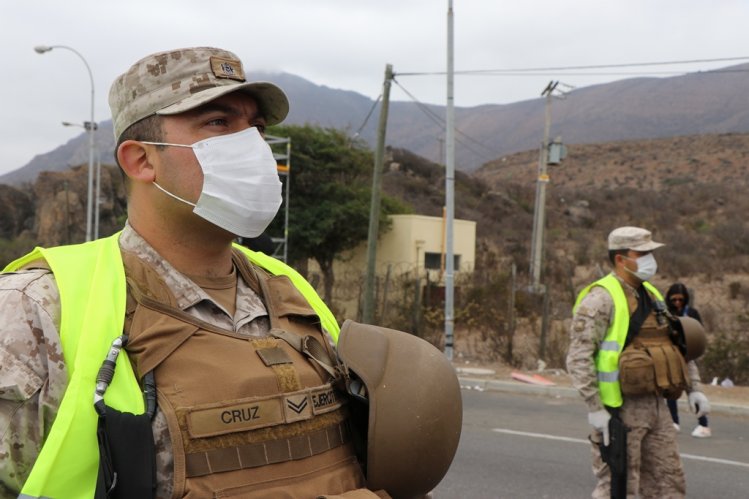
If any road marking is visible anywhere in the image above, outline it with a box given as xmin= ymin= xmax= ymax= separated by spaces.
xmin=492 ymin=428 xmax=749 ymax=468
xmin=680 ymin=453 xmax=749 ymax=468
xmin=493 ymin=428 xmax=587 ymax=444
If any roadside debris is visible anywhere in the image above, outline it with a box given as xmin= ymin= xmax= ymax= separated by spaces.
xmin=511 ymin=371 xmax=556 ymax=386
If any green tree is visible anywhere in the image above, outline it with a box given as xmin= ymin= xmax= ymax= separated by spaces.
xmin=266 ymin=124 xmax=407 ymax=304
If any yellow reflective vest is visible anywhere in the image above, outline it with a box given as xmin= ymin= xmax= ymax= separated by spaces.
xmin=573 ymin=273 xmax=663 ymax=408
xmin=4 ymin=232 xmax=339 ymax=499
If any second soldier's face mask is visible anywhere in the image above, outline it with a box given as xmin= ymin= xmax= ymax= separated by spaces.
xmin=624 ymin=253 xmax=658 ymax=282
xmin=143 ymin=127 xmax=282 ymax=238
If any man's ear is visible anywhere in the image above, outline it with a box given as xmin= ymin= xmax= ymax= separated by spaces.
xmin=117 ymin=140 xmax=156 ymax=182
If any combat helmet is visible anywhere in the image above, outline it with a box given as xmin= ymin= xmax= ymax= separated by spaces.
xmin=672 ymin=316 xmax=707 ymax=361
xmin=336 ymin=320 xmax=463 ymax=499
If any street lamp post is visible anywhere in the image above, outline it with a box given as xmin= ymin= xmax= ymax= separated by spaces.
xmin=35 ymin=45 xmax=96 ymax=242
xmin=62 ymin=121 xmax=100 ymax=239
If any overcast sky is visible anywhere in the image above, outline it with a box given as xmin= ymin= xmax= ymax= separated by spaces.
xmin=2 ymin=0 xmax=747 ymax=176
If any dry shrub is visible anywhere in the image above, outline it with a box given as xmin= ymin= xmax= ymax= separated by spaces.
xmin=0 ymin=235 xmax=36 ymax=268
xmin=544 ymin=322 xmax=571 ymax=369
xmin=701 ymin=326 xmax=749 ymax=385
xmin=728 ymin=282 xmax=741 ymax=300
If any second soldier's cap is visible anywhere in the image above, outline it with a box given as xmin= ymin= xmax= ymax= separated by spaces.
xmin=108 ymin=47 xmax=289 ymax=140
xmin=608 ymin=226 xmax=665 ymax=251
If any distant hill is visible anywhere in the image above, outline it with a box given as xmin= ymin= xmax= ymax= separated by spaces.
xmin=4 ymin=63 xmax=749 ymax=184
xmin=476 ymin=132 xmax=749 ymax=191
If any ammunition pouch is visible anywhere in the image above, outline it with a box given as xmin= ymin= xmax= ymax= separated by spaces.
xmin=619 ymin=336 xmax=689 ymax=399
xmin=618 ymin=346 xmax=657 ymax=396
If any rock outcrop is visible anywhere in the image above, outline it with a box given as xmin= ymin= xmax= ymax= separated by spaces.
xmin=0 ymin=183 xmax=33 ymax=239
xmin=31 ymin=164 xmax=126 ymax=246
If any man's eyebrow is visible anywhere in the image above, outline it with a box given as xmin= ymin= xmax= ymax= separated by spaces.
xmin=187 ymin=102 xmax=241 ymax=117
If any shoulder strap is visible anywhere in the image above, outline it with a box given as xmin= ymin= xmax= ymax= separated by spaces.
xmin=231 ymin=247 xmax=263 ymax=296
xmin=625 ymin=285 xmax=653 ymax=346
xmin=231 ymin=243 xmax=340 ymax=343
xmin=231 ymin=249 xmax=341 ymax=381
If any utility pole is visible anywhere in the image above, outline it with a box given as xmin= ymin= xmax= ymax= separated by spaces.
xmin=94 ymin=144 xmax=101 ymax=239
xmin=362 ymin=63 xmax=393 ymax=324
xmin=444 ymin=0 xmax=455 ymax=361
xmin=284 ymin=140 xmax=291 ymax=263
xmin=529 ymin=81 xmax=558 ymax=293
xmin=507 ymin=262 xmax=516 ymax=362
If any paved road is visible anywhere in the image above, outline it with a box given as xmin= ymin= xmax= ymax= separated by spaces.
xmin=434 ymin=389 xmax=749 ymax=498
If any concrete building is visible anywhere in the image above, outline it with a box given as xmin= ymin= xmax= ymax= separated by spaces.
xmin=310 ymin=214 xmax=476 ymax=318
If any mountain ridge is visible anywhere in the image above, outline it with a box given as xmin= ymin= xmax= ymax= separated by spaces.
xmin=4 ymin=63 xmax=749 ymax=185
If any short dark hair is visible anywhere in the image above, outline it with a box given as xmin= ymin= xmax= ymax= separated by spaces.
xmin=114 ymin=114 xmax=164 ymax=169
xmin=608 ymin=248 xmax=629 ymax=265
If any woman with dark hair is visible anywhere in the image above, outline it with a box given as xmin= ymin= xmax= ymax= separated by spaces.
xmin=666 ymin=282 xmax=711 ymax=438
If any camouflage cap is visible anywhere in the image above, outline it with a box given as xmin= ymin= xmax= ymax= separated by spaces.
xmin=108 ymin=47 xmax=289 ymax=140
xmin=608 ymin=226 xmax=665 ymax=251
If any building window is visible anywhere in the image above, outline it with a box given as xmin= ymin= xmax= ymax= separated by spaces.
xmin=424 ymin=252 xmax=461 ymax=270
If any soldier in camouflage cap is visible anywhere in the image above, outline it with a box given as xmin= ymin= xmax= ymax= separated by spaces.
xmin=566 ymin=226 xmax=709 ymax=498
xmin=0 ymin=47 xmax=387 ymax=498
xmin=607 ymin=226 xmax=664 ymax=252
xmin=109 ymin=46 xmax=289 ymax=141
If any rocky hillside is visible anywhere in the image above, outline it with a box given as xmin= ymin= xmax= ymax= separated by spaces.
xmin=474 ymin=131 xmax=749 ymax=277
xmin=0 ymin=163 xmax=127 ymax=264
xmin=477 ymin=132 xmax=749 ymax=191
xmin=1 ymin=133 xmax=747 ymax=381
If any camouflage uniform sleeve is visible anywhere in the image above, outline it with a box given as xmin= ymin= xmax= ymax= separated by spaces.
xmin=565 ymin=286 xmax=613 ymax=412
xmin=686 ymin=360 xmax=702 ymax=393
xmin=0 ymin=270 xmax=66 ymax=496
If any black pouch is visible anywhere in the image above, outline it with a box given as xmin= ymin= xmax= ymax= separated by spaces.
xmin=95 ymin=403 xmax=156 ymax=499
xmin=93 ymin=335 xmax=157 ymax=498
xmin=95 ymin=404 xmax=156 ymax=499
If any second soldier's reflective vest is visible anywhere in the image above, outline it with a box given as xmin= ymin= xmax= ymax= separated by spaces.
xmin=573 ymin=273 xmax=663 ymax=408
xmin=5 ymin=232 xmax=344 ymax=499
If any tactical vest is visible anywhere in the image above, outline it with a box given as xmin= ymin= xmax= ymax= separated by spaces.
xmin=122 ymin=249 xmax=364 ymax=497
xmin=618 ymin=306 xmax=690 ymax=401
xmin=574 ymin=274 xmax=688 ymax=408
xmin=5 ymin=233 xmax=353 ymax=499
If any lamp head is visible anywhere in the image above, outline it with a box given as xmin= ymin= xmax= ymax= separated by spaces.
xmin=34 ymin=45 xmax=53 ymax=54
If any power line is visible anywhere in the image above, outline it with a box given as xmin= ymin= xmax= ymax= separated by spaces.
xmin=352 ymin=93 xmax=382 ymax=138
xmin=392 ymin=78 xmax=500 ymax=161
xmin=395 ymin=55 xmax=749 ymax=77
xmin=394 ymin=79 xmax=493 ymax=161
xmin=392 ymin=79 xmax=443 ymax=125
xmin=425 ymin=69 xmax=749 ymax=78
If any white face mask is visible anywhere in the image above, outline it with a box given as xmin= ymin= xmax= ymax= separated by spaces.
xmin=624 ymin=253 xmax=658 ymax=281
xmin=144 ymin=127 xmax=282 ymax=238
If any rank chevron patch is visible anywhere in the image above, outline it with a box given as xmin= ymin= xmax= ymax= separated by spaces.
xmin=287 ymin=396 xmax=309 ymax=414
